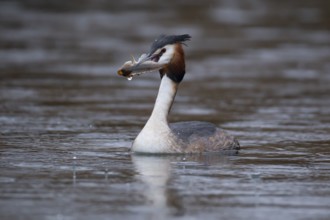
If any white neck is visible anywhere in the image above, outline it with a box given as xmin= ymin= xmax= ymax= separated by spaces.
xmin=132 ymin=75 xmax=178 ymax=153
xmin=149 ymin=74 xmax=177 ymax=124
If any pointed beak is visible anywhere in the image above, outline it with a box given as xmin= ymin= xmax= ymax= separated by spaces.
xmin=117 ymin=53 xmax=164 ymax=78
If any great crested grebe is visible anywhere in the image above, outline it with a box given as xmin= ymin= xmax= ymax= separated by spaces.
xmin=118 ymin=34 xmax=240 ymax=154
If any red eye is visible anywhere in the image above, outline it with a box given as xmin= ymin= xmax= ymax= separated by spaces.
xmin=151 ymin=48 xmax=166 ymax=62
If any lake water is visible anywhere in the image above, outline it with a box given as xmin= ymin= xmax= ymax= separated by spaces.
xmin=1 ymin=0 xmax=330 ymax=219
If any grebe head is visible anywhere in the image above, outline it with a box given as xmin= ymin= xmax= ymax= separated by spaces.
xmin=118 ymin=34 xmax=191 ymax=83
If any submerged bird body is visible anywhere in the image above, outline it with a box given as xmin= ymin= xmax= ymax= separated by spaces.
xmin=118 ymin=34 xmax=240 ymax=154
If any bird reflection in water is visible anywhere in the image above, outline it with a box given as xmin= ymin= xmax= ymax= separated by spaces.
xmin=131 ymin=153 xmax=232 ymax=218
xmin=132 ymin=155 xmax=185 ymax=218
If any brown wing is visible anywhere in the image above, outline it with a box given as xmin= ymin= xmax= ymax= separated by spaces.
xmin=169 ymin=121 xmax=240 ymax=153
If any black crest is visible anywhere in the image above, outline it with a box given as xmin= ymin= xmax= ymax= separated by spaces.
xmin=149 ymin=34 xmax=191 ymax=55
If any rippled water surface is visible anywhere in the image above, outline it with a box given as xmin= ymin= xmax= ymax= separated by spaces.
xmin=1 ymin=0 xmax=330 ymax=219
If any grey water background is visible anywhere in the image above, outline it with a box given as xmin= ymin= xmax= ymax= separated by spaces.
xmin=1 ymin=0 xmax=330 ymax=219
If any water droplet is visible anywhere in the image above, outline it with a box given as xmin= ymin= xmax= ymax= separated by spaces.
xmin=127 ymin=76 xmax=133 ymax=81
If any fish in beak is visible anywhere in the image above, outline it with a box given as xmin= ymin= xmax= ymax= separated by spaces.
xmin=117 ymin=53 xmax=165 ymax=79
